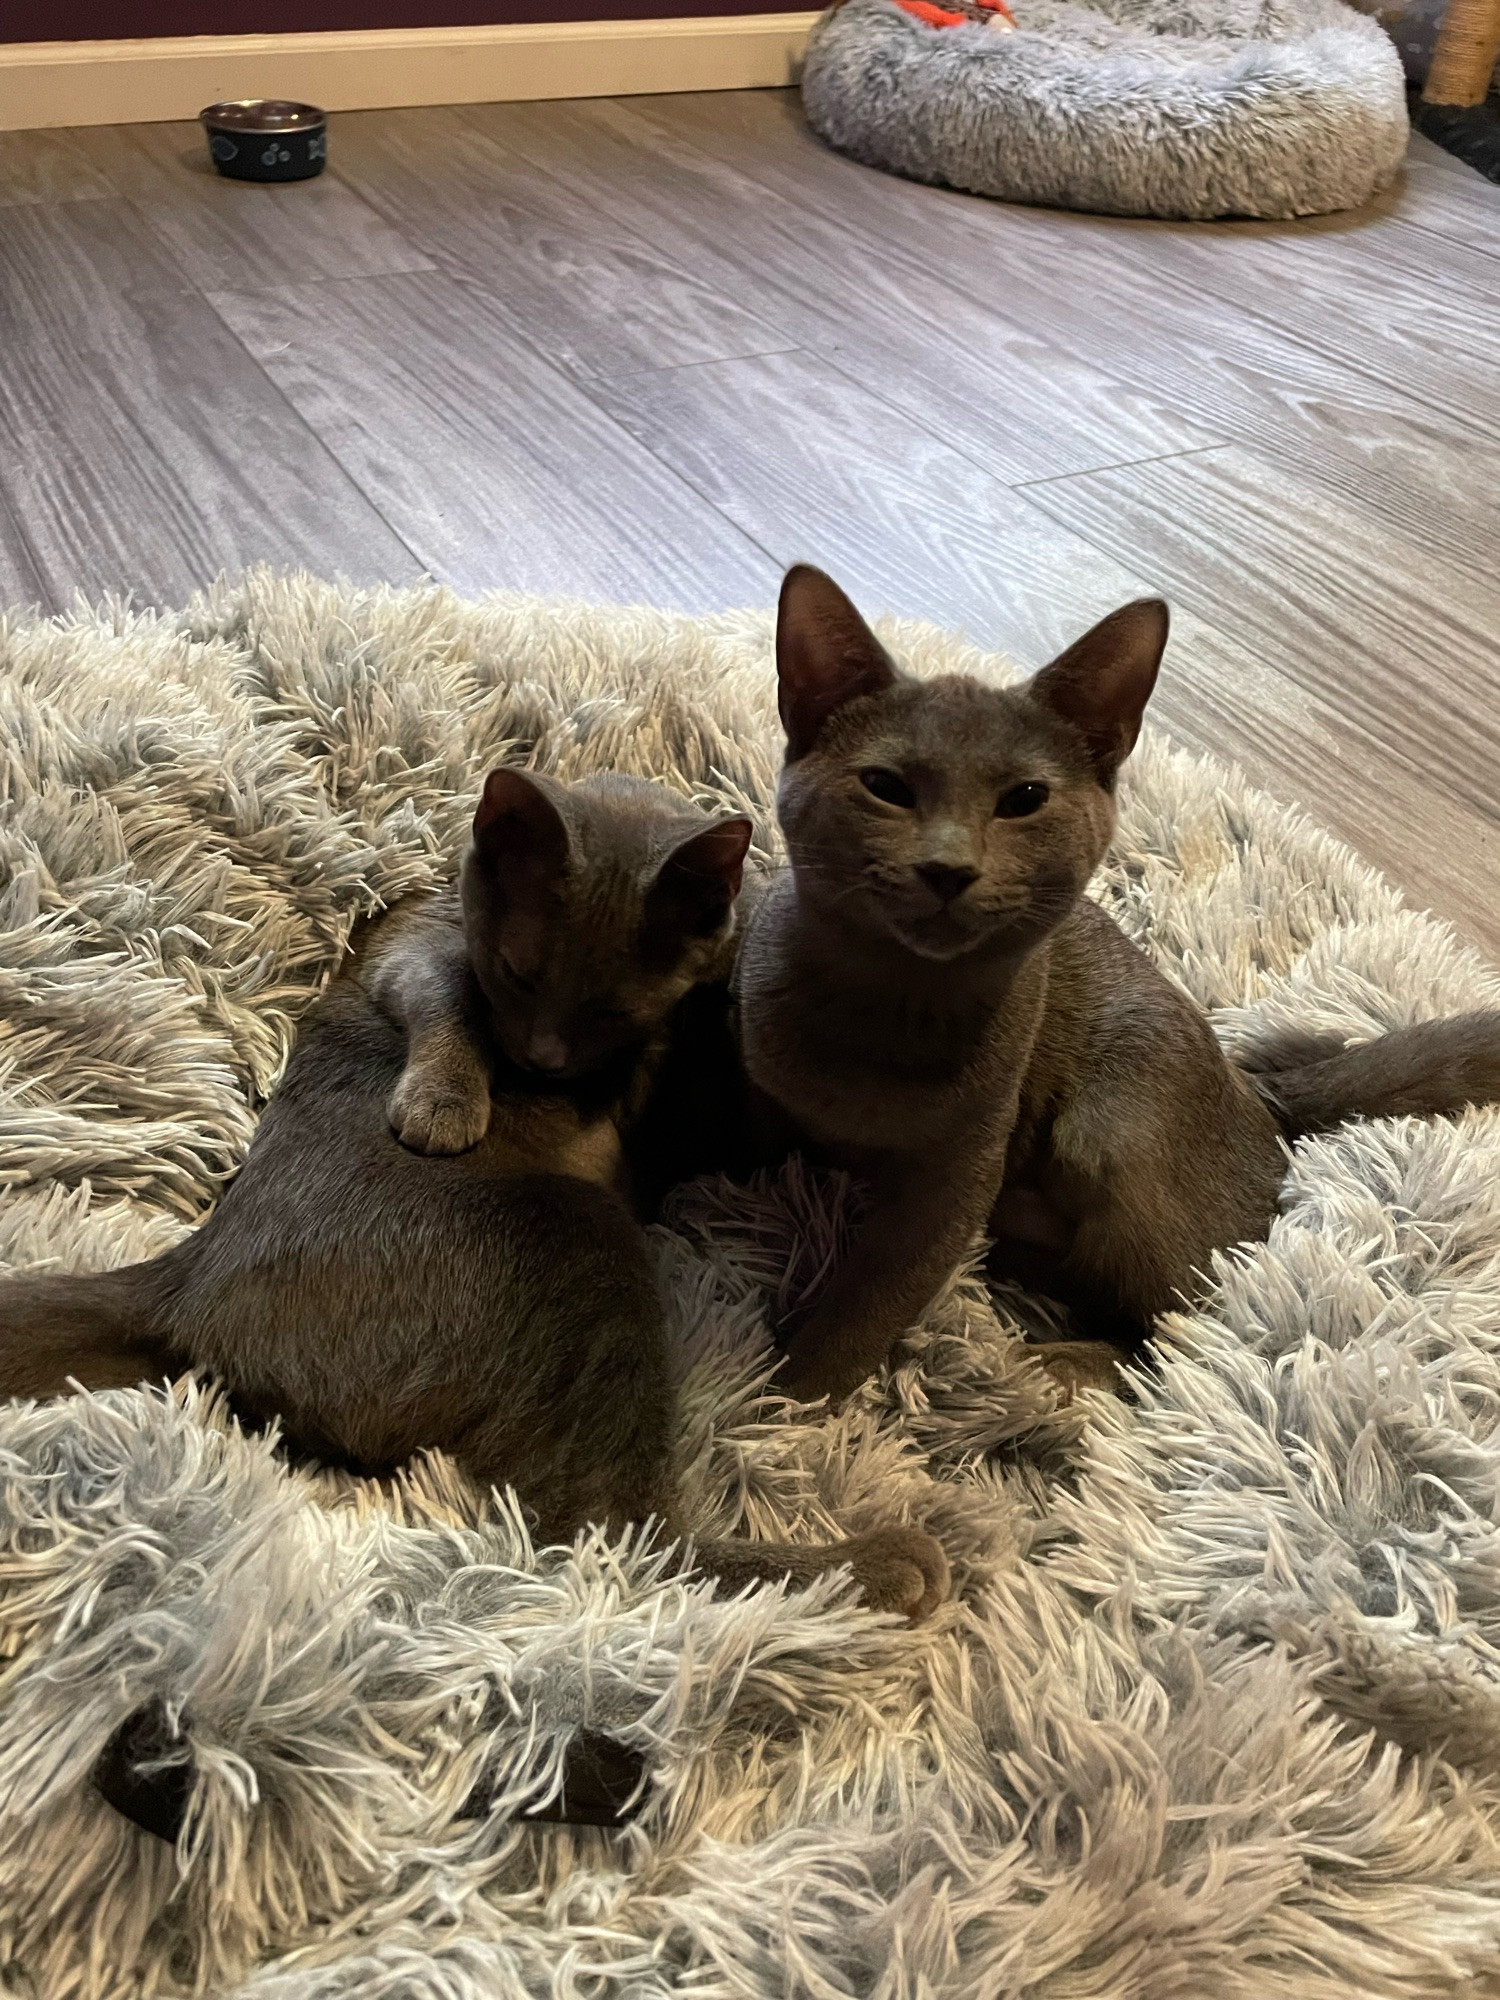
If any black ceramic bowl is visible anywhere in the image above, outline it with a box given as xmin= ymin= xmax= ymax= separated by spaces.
xmin=200 ymin=100 xmax=327 ymax=183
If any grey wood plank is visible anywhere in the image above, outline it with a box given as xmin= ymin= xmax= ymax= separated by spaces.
xmin=977 ymin=233 xmax=1500 ymax=579
xmin=0 ymin=488 xmax=48 ymax=612
xmin=208 ymin=270 xmax=778 ymax=609
xmin=529 ymin=293 xmax=1499 ymax=950
xmin=587 ymin=343 xmax=1186 ymax=662
xmin=328 ymin=106 xmax=795 ymax=383
xmin=0 ymin=128 xmax=115 ymax=207
xmin=828 ymin=125 xmax=1500 ymax=450
xmin=1022 ymin=445 xmax=1500 ymax=826
xmin=67 ymin=121 xmax=436 ymax=290
xmin=1142 ymin=623 xmax=1500 ymax=963
xmin=459 ymin=97 xmax=1222 ymax=486
xmin=1080 ymin=203 xmax=1500 ymax=448
xmin=1 ymin=198 xmax=193 ymax=351
xmin=0 ymin=286 xmax=423 ymax=612
xmin=1395 ymin=134 xmax=1500 ymax=259
xmin=640 ymin=90 xmax=1500 ymax=576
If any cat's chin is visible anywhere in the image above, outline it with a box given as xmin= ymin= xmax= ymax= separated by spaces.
xmin=500 ymin=1037 xmax=647 ymax=1089
xmin=883 ymin=911 xmax=992 ymax=962
xmin=511 ymin=1054 xmax=602 ymax=1084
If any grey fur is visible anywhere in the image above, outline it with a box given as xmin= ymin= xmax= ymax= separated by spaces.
xmin=1 ymin=770 xmax=946 ymax=1605
xmin=739 ymin=569 xmax=1500 ymax=1402
xmin=375 ymin=768 xmax=754 ymax=1154
xmin=5 ymin=570 xmax=1500 ymax=1996
xmin=801 ymin=0 xmax=1409 ymax=220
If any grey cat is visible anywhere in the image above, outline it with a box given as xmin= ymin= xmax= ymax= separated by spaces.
xmin=734 ymin=565 xmax=1500 ymax=1406
xmin=0 ymin=767 xmax=949 ymax=1622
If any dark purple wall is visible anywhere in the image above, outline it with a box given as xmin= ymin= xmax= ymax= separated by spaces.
xmin=5 ymin=0 xmax=806 ymax=39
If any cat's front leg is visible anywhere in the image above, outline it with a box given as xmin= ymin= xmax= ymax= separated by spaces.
xmin=361 ymin=904 xmax=494 ymax=1156
xmin=389 ymin=1022 xmax=493 ymax=1155
xmin=776 ymin=1115 xmax=1013 ymax=1407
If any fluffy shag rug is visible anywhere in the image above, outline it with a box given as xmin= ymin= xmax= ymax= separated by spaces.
xmin=801 ymin=0 xmax=1409 ymax=219
xmin=5 ymin=571 xmax=1500 ymax=2000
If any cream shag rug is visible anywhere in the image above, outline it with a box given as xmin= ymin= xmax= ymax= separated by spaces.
xmin=4 ymin=573 xmax=1500 ymax=2000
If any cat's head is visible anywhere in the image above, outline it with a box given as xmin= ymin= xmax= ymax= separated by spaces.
xmin=460 ymin=769 xmax=752 ymax=1078
xmin=774 ymin=565 xmax=1168 ymax=964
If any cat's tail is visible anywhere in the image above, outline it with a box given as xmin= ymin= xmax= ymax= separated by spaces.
xmin=0 ymin=1261 xmax=178 ymax=1400
xmin=1245 ymin=1012 xmax=1500 ymax=1139
xmin=691 ymin=1525 xmax=949 ymax=1625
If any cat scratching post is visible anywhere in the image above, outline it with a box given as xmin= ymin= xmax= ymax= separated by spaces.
xmin=1424 ymin=0 xmax=1500 ymax=105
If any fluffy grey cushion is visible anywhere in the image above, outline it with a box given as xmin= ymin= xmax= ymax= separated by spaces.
xmin=801 ymin=0 xmax=1410 ymax=218
xmin=5 ymin=572 xmax=1500 ymax=1997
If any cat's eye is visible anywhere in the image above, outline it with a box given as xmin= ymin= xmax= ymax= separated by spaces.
xmin=859 ymin=767 xmax=917 ymax=809
xmin=995 ymin=782 xmax=1050 ymax=820
xmin=500 ymin=958 xmax=537 ymax=994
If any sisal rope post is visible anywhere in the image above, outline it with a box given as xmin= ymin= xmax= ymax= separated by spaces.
xmin=1424 ymin=0 xmax=1500 ymax=105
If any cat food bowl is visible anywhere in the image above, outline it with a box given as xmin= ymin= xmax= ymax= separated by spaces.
xmin=200 ymin=100 xmax=327 ymax=182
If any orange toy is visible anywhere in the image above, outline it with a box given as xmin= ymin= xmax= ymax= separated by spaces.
xmin=892 ymin=0 xmax=1015 ymax=25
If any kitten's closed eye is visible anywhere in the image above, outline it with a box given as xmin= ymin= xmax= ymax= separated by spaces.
xmin=501 ymin=958 xmax=538 ymax=994
xmin=859 ymin=768 xmax=916 ymax=809
xmin=995 ymin=783 xmax=1050 ymax=819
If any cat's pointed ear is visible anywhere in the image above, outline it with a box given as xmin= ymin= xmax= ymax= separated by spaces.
xmin=648 ymin=815 xmax=753 ymax=937
xmin=1027 ymin=599 xmax=1169 ymax=782
xmin=472 ymin=767 xmax=571 ymax=867
xmin=777 ymin=565 xmax=899 ymax=761
xmin=470 ymin=768 xmax=570 ymax=974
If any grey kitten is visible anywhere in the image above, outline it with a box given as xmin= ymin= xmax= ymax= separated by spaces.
xmin=376 ymin=766 xmax=758 ymax=1160
xmin=734 ymin=565 xmax=1500 ymax=1406
xmin=0 ymin=768 xmax=949 ymax=1621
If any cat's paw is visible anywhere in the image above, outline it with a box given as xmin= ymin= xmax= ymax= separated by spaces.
xmin=389 ymin=1077 xmax=491 ymax=1156
xmin=841 ymin=1526 xmax=950 ymax=1624
xmin=1029 ymin=1340 xmax=1125 ymax=1404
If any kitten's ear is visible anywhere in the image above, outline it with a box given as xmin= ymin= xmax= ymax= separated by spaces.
xmin=647 ymin=816 xmax=753 ymax=937
xmin=1027 ymin=599 xmax=1169 ymax=782
xmin=472 ymin=767 xmax=571 ymax=866
xmin=470 ymin=768 xmax=570 ymax=974
xmin=777 ymin=565 xmax=899 ymax=761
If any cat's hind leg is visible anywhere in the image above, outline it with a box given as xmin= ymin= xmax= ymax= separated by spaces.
xmin=1045 ymin=1063 xmax=1286 ymax=1331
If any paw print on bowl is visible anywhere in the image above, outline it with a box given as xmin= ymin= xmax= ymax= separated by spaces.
xmin=199 ymin=99 xmax=328 ymax=181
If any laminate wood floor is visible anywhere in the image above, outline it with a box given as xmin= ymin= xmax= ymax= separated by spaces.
xmin=2 ymin=98 xmax=1497 ymax=954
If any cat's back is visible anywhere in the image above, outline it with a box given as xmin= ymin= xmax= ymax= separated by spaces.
xmin=202 ymin=968 xmax=422 ymax=1233
xmin=169 ymin=959 xmax=660 ymax=1457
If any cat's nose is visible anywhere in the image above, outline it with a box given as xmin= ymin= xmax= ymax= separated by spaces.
xmin=527 ymin=1032 xmax=570 ymax=1072
xmin=915 ymin=861 xmax=979 ymax=903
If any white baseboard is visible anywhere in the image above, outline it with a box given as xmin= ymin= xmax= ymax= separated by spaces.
xmin=0 ymin=12 xmax=820 ymax=131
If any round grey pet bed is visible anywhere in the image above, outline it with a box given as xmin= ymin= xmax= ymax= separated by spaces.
xmin=801 ymin=0 xmax=1410 ymax=219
